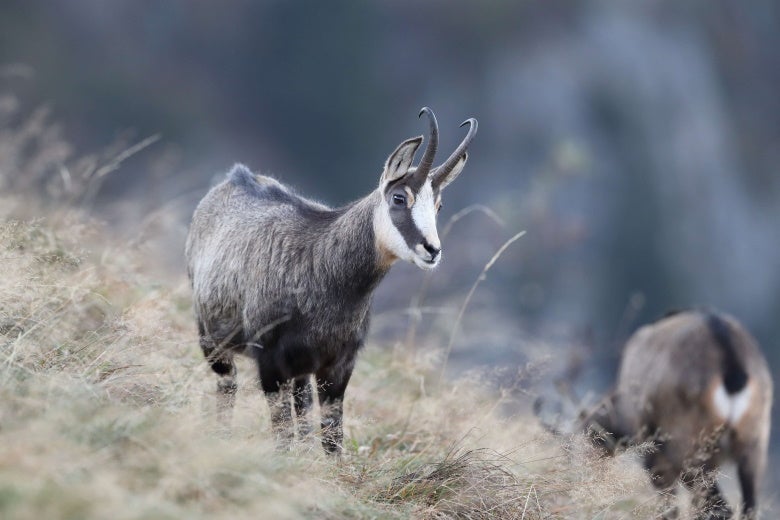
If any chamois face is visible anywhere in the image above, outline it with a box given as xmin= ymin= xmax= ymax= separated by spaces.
xmin=374 ymin=136 xmax=468 ymax=270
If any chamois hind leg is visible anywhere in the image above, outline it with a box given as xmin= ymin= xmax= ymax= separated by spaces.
xmin=257 ymin=357 xmax=294 ymax=449
xmin=293 ymin=375 xmax=314 ymax=438
xmin=682 ymin=471 xmax=732 ymax=520
xmin=734 ymin=435 xmax=768 ymax=519
xmin=316 ymin=356 xmax=356 ymax=455
xmin=199 ymin=321 xmax=238 ymax=429
xmin=736 ymin=458 xmax=758 ymax=520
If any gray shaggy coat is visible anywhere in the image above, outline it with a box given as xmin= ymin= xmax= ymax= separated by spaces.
xmin=186 ymin=167 xmax=383 ymax=452
xmin=185 ymin=109 xmax=476 ymax=453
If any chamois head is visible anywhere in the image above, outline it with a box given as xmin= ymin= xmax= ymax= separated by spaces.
xmin=374 ymin=107 xmax=477 ymax=269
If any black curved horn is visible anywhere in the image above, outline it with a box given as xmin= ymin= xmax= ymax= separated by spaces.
xmin=412 ymin=107 xmax=439 ymax=187
xmin=432 ymin=117 xmax=478 ymax=188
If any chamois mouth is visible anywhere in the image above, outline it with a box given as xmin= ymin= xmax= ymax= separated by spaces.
xmin=414 ymin=253 xmax=440 ymax=270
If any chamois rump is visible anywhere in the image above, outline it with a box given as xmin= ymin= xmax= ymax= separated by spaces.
xmin=186 ymin=108 xmax=477 ymax=454
xmin=540 ymin=310 xmax=772 ymax=519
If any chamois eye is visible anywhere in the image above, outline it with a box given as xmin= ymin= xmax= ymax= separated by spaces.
xmin=437 ymin=203 xmax=443 ymax=214
xmin=392 ymin=193 xmax=406 ymax=206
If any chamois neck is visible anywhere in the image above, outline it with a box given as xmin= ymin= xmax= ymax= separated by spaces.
xmin=316 ymin=190 xmax=391 ymax=297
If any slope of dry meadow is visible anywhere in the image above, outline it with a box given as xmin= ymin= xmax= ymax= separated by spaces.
xmin=0 ymin=207 xmax=676 ymax=520
xmin=0 ymin=115 xmax=669 ymax=519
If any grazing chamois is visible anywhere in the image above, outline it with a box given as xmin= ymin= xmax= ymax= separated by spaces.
xmin=537 ymin=309 xmax=772 ymax=519
xmin=186 ymin=108 xmax=477 ymax=453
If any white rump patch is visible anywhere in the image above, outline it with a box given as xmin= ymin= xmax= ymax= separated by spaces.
xmin=712 ymin=381 xmax=753 ymax=425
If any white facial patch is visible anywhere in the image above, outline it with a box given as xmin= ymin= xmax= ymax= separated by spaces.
xmin=712 ymin=381 xmax=753 ymax=425
xmin=373 ymin=194 xmax=415 ymax=265
xmin=411 ymin=180 xmax=440 ymax=251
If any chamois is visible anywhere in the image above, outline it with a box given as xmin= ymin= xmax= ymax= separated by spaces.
xmin=186 ymin=108 xmax=477 ymax=454
xmin=539 ymin=310 xmax=772 ymax=519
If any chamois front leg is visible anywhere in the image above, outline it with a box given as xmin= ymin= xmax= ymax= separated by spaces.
xmin=258 ymin=360 xmax=294 ymax=450
xmin=316 ymin=359 xmax=355 ymax=455
xmin=293 ymin=375 xmax=314 ymax=438
xmin=199 ymin=324 xmax=238 ymax=431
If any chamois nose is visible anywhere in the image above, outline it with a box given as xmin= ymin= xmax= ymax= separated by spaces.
xmin=422 ymin=241 xmax=441 ymax=260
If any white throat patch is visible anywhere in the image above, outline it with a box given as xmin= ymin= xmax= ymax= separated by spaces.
xmin=373 ymin=193 xmax=413 ymax=266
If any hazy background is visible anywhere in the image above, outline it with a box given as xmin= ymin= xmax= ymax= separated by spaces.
xmin=2 ymin=0 xmax=779 ymax=481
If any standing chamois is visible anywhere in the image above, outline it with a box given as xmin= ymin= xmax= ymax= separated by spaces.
xmin=186 ymin=108 xmax=476 ymax=454
xmin=538 ymin=309 xmax=772 ymax=519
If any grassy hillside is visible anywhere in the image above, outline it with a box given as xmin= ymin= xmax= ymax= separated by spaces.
xmin=0 ymin=211 xmax=672 ymax=519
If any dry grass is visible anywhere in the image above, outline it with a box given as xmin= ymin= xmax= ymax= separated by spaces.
xmin=0 ymin=214 xmax=673 ymax=520
xmin=0 ymin=101 xmax=672 ymax=519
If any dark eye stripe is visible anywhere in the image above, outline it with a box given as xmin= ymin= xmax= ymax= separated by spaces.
xmin=389 ymin=203 xmax=426 ymax=251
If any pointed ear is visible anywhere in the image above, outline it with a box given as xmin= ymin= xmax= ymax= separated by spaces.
xmin=433 ymin=152 xmax=468 ymax=191
xmin=380 ymin=136 xmax=423 ymax=186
